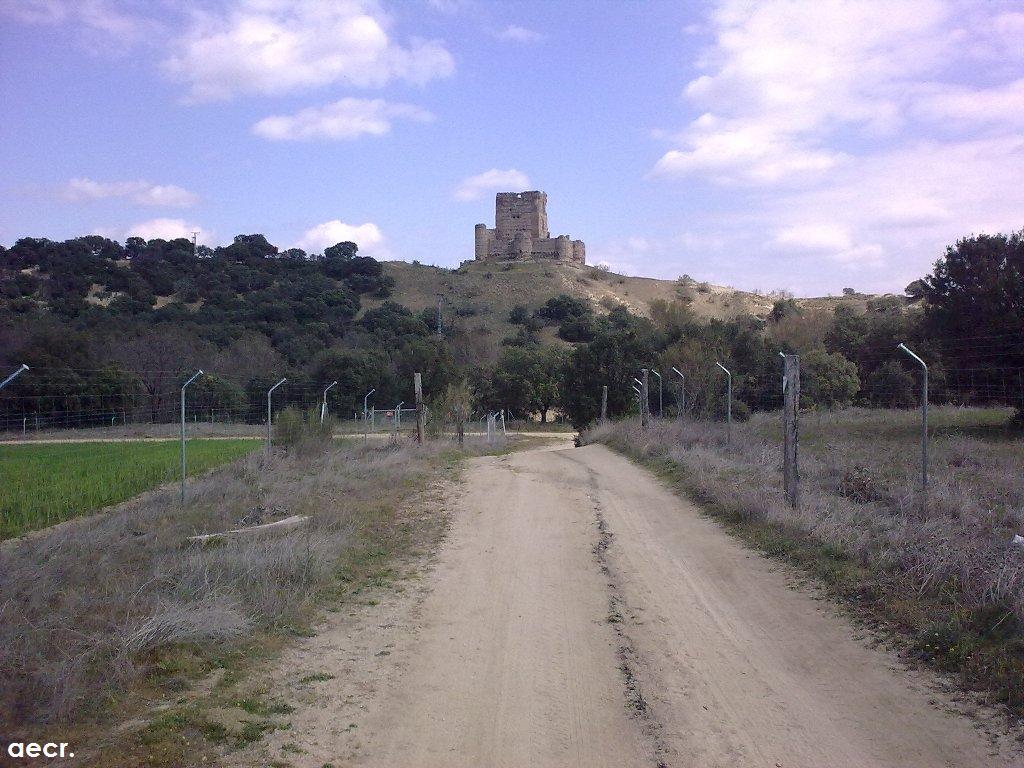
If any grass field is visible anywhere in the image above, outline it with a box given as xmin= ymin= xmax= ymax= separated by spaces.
xmin=0 ymin=439 xmax=260 ymax=539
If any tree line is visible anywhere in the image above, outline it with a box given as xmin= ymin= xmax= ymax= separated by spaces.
xmin=1 ymin=229 xmax=1021 ymax=429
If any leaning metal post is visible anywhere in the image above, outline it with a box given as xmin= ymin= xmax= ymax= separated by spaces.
xmin=898 ymin=343 xmax=929 ymax=501
xmin=180 ymin=369 xmax=203 ymax=504
xmin=651 ymin=369 xmax=663 ymax=418
xmin=671 ymin=366 xmax=685 ymax=419
xmin=716 ymin=362 xmax=732 ymax=446
xmin=0 ymin=363 xmax=29 ymax=391
xmin=267 ymin=377 xmax=287 ymax=452
xmin=363 ymin=388 xmax=375 ymax=444
xmin=321 ymin=380 xmax=338 ymax=425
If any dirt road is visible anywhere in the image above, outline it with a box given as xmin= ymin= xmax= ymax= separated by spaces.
xmin=240 ymin=442 xmax=1020 ymax=767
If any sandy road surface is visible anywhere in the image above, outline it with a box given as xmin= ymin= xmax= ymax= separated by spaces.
xmin=238 ymin=441 xmax=1020 ymax=768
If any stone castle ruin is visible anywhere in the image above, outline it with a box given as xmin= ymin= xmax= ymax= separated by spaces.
xmin=475 ymin=191 xmax=585 ymax=265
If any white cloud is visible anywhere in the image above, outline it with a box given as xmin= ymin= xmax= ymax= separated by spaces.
xmin=163 ymin=0 xmax=455 ymax=102
xmin=650 ymin=0 xmax=1024 ymax=291
xmin=125 ymin=218 xmax=211 ymax=242
xmin=295 ymin=220 xmax=386 ymax=255
xmin=453 ymin=169 xmax=531 ymax=201
xmin=0 ymin=0 xmax=156 ymax=40
xmin=773 ymin=224 xmax=852 ymax=253
xmin=60 ymin=178 xmax=198 ymax=207
xmin=498 ymin=25 xmax=542 ymax=42
xmin=913 ymin=79 xmax=1024 ymax=126
xmin=253 ymin=97 xmax=433 ymax=141
xmin=652 ymin=119 xmax=846 ymax=183
xmin=654 ymin=0 xmax=956 ymax=184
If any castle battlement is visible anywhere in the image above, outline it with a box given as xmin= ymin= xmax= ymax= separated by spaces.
xmin=475 ymin=191 xmax=585 ymax=264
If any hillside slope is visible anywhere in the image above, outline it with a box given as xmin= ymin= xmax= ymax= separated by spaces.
xmin=372 ymin=259 xmax=875 ymax=352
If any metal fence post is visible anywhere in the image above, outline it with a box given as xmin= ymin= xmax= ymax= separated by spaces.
xmin=600 ymin=385 xmax=608 ymax=423
xmin=671 ymin=367 xmax=685 ymax=419
xmin=267 ymin=377 xmax=287 ymax=453
xmin=651 ymin=369 xmax=663 ymax=418
xmin=716 ymin=362 xmax=732 ymax=446
xmin=782 ymin=354 xmax=800 ymax=508
xmin=898 ymin=343 xmax=928 ymax=501
xmin=180 ymin=369 xmax=203 ymax=504
xmin=640 ymin=368 xmax=650 ymax=428
xmin=321 ymin=380 xmax=338 ymax=425
xmin=363 ymin=388 xmax=375 ymax=445
xmin=0 ymin=364 xmax=28 ymax=393
xmin=414 ymin=372 xmax=424 ymax=444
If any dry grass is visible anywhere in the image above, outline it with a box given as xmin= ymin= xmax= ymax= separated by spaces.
xmin=584 ymin=407 xmax=1024 ymax=710
xmin=0 ymin=433 xmax=505 ymax=734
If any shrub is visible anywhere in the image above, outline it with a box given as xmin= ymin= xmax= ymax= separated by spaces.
xmin=272 ymin=407 xmax=334 ymax=450
xmin=509 ymin=305 xmax=529 ymax=325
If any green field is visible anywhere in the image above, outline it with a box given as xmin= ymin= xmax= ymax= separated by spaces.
xmin=0 ymin=439 xmax=260 ymax=539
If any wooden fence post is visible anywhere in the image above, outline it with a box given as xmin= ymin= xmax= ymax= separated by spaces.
xmin=414 ymin=372 xmax=424 ymax=445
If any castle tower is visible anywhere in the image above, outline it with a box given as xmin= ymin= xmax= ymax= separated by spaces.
xmin=474 ymin=191 xmax=584 ymax=265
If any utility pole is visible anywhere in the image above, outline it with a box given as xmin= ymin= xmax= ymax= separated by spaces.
xmin=651 ymin=369 xmax=663 ymax=418
xmin=180 ymin=369 xmax=203 ymax=504
xmin=436 ymin=295 xmax=444 ymax=337
xmin=898 ymin=343 xmax=928 ymax=502
xmin=671 ymin=366 xmax=685 ymax=419
xmin=321 ymin=380 xmax=338 ymax=425
xmin=716 ymin=362 xmax=732 ymax=446
xmin=267 ymin=377 xmax=287 ymax=452
xmin=414 ymin=372 xmax=424 ymax=444
xmin=600 ymin=385 xmax=608 ymax=423
xmin=781 ymin=354 xmax=800 ymax=508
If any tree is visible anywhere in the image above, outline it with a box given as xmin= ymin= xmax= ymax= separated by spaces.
xmin=801 ymin=350 xmax=860 ymax=408
xmin=560 ymin=311 xmax=659 ymax=427
xmin=487 ymin=346 xmax=566 ymax=422
xmin=188 ymin=374 xmax=246 ymax=419
xmin=824 ymin=304 xmax=869 ymax=361
xmin=105 ymin=327 xmax=212 ymax=422
xmin=923 ymin=231 xmax=1024 ymax=414
xmin=535 ymin=294 xmax=590 ymax=324
xmin=769 ymin=297 xmax=801 ymax=323
xmin=323 ymin=241 xmax=358 ymax=261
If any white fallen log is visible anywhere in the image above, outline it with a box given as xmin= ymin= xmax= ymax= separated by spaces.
xmin=187 ymin=515 xmax=309 ymax=544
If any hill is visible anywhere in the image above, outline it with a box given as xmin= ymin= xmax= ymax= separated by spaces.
xmin=372 ymin=258 xmax=878 ymax=357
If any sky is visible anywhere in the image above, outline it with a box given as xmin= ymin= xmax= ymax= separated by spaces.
xmin=1 ymin=0 xmax=1022 ymax=296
